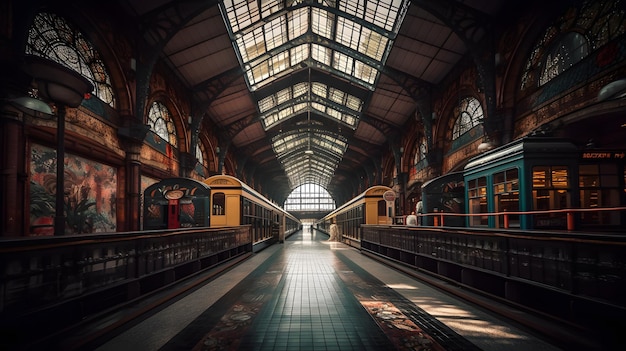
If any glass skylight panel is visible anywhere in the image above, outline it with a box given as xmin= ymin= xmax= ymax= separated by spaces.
xmin=290 ymin=44 xmax=309 ymax=66
xmin=352 ymin=57 xmax=378 ymax=84
xmin=239 ymin=28 xmax=266 ymax=62
xmin=273 ymin=134 xmax=305 ymax=154
xmin=222 ymin=0 xmax=259 ymax=32
xmin=311 ymin=82 xmax=326 ymax=98
xmin=360 ymin=27 xmax=387 ymax=60
xmin=313 ymin=105 xmax=358 ymax=128
xmin=259 ymin=84 xmax=305 ymax=114
xmin=344 ymin=115 xmax=357 ymax=126
xmin=221 ymin=0 xmax=411 ymax=186
xmin=264 ymin=17 xmax=289 ymax=52
xmin=262 ymin=102 xmax=306 ymax=129
xmin=288 ymin=7 xmax=309 ymax=37
xmin=311 ymin=43 xmax=332 ymax=66
xmin=345 ymin=94 xmax=363 ymax=111
xmin=366 ymin=0 xmax=404 ymax=32
xmin=326 ymin=106 xmax=342 ymax=120
xmin=259 ymin=0 xmax=285 ymax=18
xmin=335 ymin=17 xmax=362 ymax=53
xmin=311 ymin=7 xmax=334 ymax=38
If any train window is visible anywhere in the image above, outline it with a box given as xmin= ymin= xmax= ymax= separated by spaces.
xmin=552 ymin=167 xmax=569 ymax=188
xmin=533 ymin=167 xmax=548 ymax=187
xmin=468 ymin=176 xmax=488 ymax=226
xmin=532 ymin=166 xmax=571 ymax=228
xmin=493 ymin=168 xmax=520 ymax=228
xmin=579 ymin=164 xmax=621 ymax=226
xmin=377 ymin=200 xmax=386 ymax=216
xmin=212 ymin=192 xmax=225 ymax=215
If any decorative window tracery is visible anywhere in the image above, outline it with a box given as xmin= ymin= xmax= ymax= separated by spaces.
xmin=520 ymin=0 xmax=625 ymax=90
xmin=147 ymin=101 xmax=178 ymax=147
xmin=413 ymin=136 xmax=427 ymax=165
xmin=452 ymin=97 xmax=484 ymax=140
xmin=25 ymin=12 xmax=116 ymax=107
xmin=196 ymin=143 xmax=205 ymax=167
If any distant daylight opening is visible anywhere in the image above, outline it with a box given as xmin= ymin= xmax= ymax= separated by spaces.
xmin=284 ymin=183 xmax=336 ymax=212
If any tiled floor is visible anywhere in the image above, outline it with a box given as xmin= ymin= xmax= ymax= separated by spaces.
xmin=94 ymin=227 xmax=565 ymax=351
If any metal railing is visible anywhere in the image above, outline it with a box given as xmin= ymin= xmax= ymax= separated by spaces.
xmin=360 ymin=224 xmax=626 ymax=339
xmin=0 ymin=226 xmax=251 ymax=344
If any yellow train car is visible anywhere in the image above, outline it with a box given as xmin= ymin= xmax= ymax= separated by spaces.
xmin=317 ymin=185 xmax=393 ymax=247
xmin=203 ymin=175 xmax=300 ymax=246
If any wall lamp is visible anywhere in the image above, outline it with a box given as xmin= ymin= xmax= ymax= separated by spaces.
xmin=21 ymin=55 xmax=93 ymax=236
xmin=598 ymin=78 xmax=626 ymax=101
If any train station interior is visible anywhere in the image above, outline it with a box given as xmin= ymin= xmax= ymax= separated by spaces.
xmin=1 ymin=0 xmax=626 ymax=350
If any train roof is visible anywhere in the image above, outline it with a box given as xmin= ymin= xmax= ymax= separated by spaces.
xmin=324 ymin=185 xmax=392 ymax=219
xmin=204 ymin=174 xmax=291 ymax=216
xmin=421 ymin=171 xmax=463 ymax=191
xmin=464 ymin=137 xmax=578 ymax=171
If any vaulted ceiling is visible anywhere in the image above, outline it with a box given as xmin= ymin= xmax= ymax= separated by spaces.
xmin=119 ymin=0 xmax=516 ymax=204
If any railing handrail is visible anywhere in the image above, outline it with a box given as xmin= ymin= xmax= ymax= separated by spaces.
xmin=416 ymin=206 xmax=626 ymax=218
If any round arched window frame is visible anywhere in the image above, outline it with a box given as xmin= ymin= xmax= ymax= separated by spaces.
xmin=452 ymin=97 xmax=484 ymax=140
xmin=147 ymin=101 xmax=178 ymax=147
xmin=25 ymin=12 xmax=116 ymax=108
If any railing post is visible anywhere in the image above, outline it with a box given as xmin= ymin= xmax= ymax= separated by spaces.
xmin=440 ymin=210 xmax=444 ymax=226
xmin=567 ymin=211 xmax=574 ymax=231
xmin=433 ymin=214 xmax=439 ymax=226
xmin=503 ymin=210 xmax=509 ymax=229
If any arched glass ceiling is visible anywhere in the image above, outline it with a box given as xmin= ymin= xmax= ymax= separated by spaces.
xmin=220 ymin=0 xmax=409 ymax=189
xmin=273 ymin=128 xmax=348 ymax=187
xmin=259 ymin=81 xmax=362 ymax=130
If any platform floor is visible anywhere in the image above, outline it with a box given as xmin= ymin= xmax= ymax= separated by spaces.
xmin=90 ymin=228 xmax=563 ymax=351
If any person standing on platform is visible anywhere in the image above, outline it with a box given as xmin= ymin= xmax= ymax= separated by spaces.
xmin=406 ymin=211 xmax=418 ymax=226
xmin=328 ymin=220 xmax=339 ymax=241
xmin=416 ymin=200 xmax=423 ymax=225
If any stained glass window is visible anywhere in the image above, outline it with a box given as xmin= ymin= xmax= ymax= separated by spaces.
xmin=413 ymin=136 xmax=427 ymax=165
xmin=25 ymin=12 xmax=116 ymax=107
xmin=452 ymin=97 xmax=483 ymax=140
xmin=147 ymin=101 xmax=178 ymax=147
xmin=196 ymin=143 xmax=205 ymax=167
xmin=520 ymin=0 xmax=625 ymax=90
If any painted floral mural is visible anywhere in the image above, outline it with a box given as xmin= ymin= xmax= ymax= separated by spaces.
xmin=29 ymin=144 xmax=117 ymax=235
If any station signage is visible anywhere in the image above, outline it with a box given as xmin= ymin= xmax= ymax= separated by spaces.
xmin=581 ymin=151 xmax=625 ymax=160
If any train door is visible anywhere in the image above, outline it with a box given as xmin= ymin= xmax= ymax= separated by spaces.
xmin=167 ymin=199 xmax=180 ymax=229
xmin=226 ymin=194 xmax=241 ymax=226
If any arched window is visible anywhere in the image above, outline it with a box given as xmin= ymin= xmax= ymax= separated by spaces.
xmin=521 ymin=0 xmax=625 ymax=90
xmin=539 ymin=32 xmax=589 ymax=86
xmin=413 ymin=136 xmax=427 ymax=166
xmin=25 ymin=12 xmax=115 ymax=107
xmin=284 ymin=183 xmax=335 ymax=211
xmin=196 ymin=143 xmax=205 ymax=166
xmin=147 ymin=101 xmax=178 ymax=147
xmin=452 ymin=97 xmax=483 ymax=140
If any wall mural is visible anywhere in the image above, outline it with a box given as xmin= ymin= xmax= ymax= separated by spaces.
xmin=29 ymin=144 xmax=117 ymax=235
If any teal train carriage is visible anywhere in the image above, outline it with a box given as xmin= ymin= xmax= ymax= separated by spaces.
xmin=462 ymin=137 xmax=625 ymax=231
xmin=420 ymin=172 xmax=465 ymax=227
xmin=143 ymin=178 xmax=211 ymax=229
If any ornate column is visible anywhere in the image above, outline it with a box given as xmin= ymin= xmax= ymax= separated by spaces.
xmin=119 ymin=123 xmax=150 ymax=232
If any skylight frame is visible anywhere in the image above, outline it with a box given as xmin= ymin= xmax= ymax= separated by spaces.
xmin=220 ymin=0 xmax=410 ymax=188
